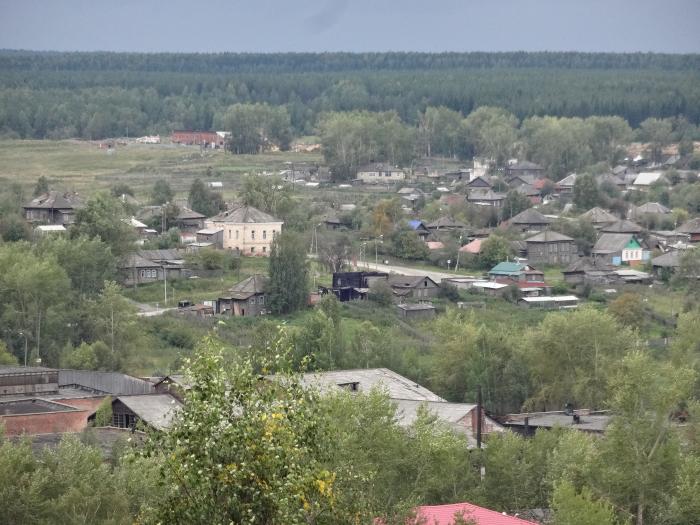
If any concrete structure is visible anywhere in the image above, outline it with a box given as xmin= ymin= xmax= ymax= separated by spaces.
xmin=205 ymin=205 xmax=283 ymax=255
xmin=395 ymin=303 xmax=436 ymax=320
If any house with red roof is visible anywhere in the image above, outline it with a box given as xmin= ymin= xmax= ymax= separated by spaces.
xmin=410 ymin=502 xmax=538 ymax=525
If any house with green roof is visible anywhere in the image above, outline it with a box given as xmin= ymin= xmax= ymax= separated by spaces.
xmin=488 ymin=262 xmax=544 ymax=283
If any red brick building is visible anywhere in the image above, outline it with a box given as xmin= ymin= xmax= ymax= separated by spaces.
xmin=171 ymin=130 xmax=224 ymax=147
xmin=0 ymin=397 xmax=104 ymax=436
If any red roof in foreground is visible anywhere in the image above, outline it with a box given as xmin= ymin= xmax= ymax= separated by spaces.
xmin=414 ymin=502 xmax=537 ymax=525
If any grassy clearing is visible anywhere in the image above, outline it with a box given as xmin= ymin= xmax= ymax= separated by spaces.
xmin=0 ymin=139 xmax=322 ymax=200
xmin=122 ymin=256 xmax=269 ymax=306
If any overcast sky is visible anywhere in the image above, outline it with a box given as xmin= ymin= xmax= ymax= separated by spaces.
xmin=1 ymin=0 xmax=699 ymax=54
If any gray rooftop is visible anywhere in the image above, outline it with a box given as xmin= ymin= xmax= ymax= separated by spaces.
xmin=208 ymin=205 xmax=280 ymax=223
xmin=525 ymin=231 xmax=574 ymax=243
xmin=510 ymin=208 xmax=551 ymax=225
xmin=592 ymin=233 xmax=636 ymax=254
xmin=0 ymin=398 xmax=77 ymax=416
xmin=580 ymin=207 xmax=618 ymax=224
xmin=114 ymin=394 xmax=182 ymax=430
xmin=505 ymin=411 xmax=611 ymax=433
xmin=300 ymin=368 xmax=444 ymax=402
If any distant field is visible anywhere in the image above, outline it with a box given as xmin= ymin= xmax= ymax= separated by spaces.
xmin=0 ymin=139 xmax=323 ymax=201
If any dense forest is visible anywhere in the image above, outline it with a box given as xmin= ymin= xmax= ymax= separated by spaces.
xmin=0 ymin=51 xmax=699 ymax=140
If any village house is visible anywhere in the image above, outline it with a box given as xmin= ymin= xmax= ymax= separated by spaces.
xmin=205 ymin=205 xmax=283 ymax=255
xmin=217 ymin=274 xmax=268 ymax=317
xmin=118 ymin=249 xmax=188 ymax=286
xmin=387 ymin=274 xmax=440 ymax=301
xmin=651 ymin=250 xmax=683 ymax=277
xmin=507 ymin=208 xmax=551 ymax=232
xmin=525 ymin=231 xmax=578 ymax=265
xmin=356 ymin=163 xmax=405 ymax=183
xmin=632 ymin=171 xmax=668 ymax=189
xmin=195 ymin=227 xmax=224 ymax=248
xmin=600 ymin=219 xmax=644 ymax=235
xmin=23 ymin=191 xmax=84 ymax=225
xmin=174 ymin=206 xmax=207 ymax=232
xmin=467 ymin=188 xmax=506 ymax=208
xmin=323 ymin=215 xmax=352 ymax=231
xmin=411 ymin=502 xmax=537 ymax=525
xmin=561 ymin=257 xmax=615 ymax=285
xmin=630 ymin=202 xmax=671 ymax=219
xmin=426 ymin=216 xmax=467 ymax=232
xmin=505 ymin=160 xmax=544 ymax=179
xmin=465 ymin=175 xmax=493 ymax=190
xmin=676 ymin=218 xmax=700 ymax=243
xmin=488 ymin=262 xmax=544 ymax=283
xmin=580 ymin=207 xmax=619 ymax=228
xmin=323 ymin=271 xmax=389 ymax=302
xmin=554 ymin=173 xmax=577 ymax=196
xmin=592 ymin=233 xmax=649 ymax=266
xmin=407 ymin=219 xmax=431 ymax=240
xmin=514 ymin=183 xmax=542 ymax=205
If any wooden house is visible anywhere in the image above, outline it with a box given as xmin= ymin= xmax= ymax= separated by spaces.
xmin=23 ymin=191 xmax=83 ymax=225
xmin=525 ymin=231 xmax=577 ymax=265
xmin=508 ymin=208 xmax=551 ymax=232
xmin=217 ymin=274 xmax=268 ymax=317
xmin=387 ymin=275 xmax=440 ymax=300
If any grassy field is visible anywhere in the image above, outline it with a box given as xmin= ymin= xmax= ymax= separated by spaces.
xmin=0 ymin=139 xmax=323 ymax=201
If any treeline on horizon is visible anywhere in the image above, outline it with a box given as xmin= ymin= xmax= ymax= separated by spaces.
xmin=0 ymin=50 xmax=699 ymax=140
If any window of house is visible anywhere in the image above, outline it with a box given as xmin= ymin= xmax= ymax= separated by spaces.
xmin=263 ymin=230 xmax=267 ymax=240
xmin=262 ymin=246 xmax=266 ymax=253
xmin=235 ymin=230 xmax=239 ymax=240
xmin=229 ymin=230 xmax=232 ymax=239
xmin=259 ymin=296 xmax=265 ymax=305
xmin=249 ymin=297 xmax=255 ymax=304
xmin=251 ymin=247 xmax=255 ymax=253
xmin=140 ymin=270 xmax=145 ymax=278
xmin=251 ymin=230 xmax=255 ymax=240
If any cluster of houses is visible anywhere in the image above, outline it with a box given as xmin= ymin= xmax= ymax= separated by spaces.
xmin=6 ymin=362 xmax=587 ymax=522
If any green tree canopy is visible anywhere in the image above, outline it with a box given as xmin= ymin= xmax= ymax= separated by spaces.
xmin=267 ymin=230 xmax=309 ymax=315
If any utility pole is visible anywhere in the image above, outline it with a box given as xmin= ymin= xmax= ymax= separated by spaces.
xmin=476 ymin=384 xmax=483 ymax=449
xmin=455 ymin=235 xmax=463 ymax=272
xmin=18 ymin=331 xmax=28 ymax=367
xmin=163 ymin=266 xmax=167 ymax=305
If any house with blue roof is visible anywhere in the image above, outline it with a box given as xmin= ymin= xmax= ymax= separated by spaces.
xmin=407 ymin=220 xmax=430 ymax=240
